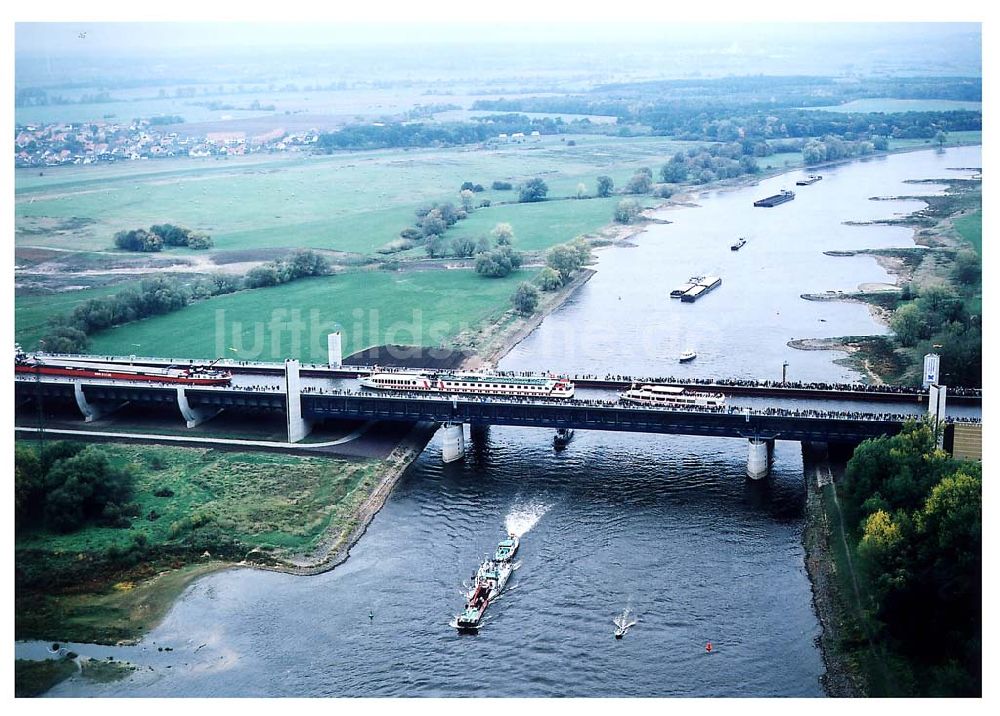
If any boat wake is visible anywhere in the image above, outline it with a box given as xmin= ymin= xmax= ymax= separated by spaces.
xmin=614 ymin=605 xmax=637 ymax=638
xmin=504 ymin=500 xmax=551 ymax=537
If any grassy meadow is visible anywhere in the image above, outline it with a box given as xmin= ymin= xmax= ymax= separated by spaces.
xmin=15 ymin=135 xmax=699 ymax=256
xmin=85 ymin=269 xmax=525 ymax=362
xmin=15 ymin=441 xmax=384 ymax=643
xmin=953 ymin=209 xmax=982 ymax=254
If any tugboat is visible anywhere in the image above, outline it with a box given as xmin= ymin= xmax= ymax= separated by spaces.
xmin=730 ymin=237 xmax=747 ymax=251
xmin=553 ymin=428 xmax=575 ymax=451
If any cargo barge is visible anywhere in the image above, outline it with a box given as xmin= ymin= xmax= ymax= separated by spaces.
xmin=796 ymin=175 xmax=822 ymax=186
xmin=753 ymin=189 xmax=795 ymax=207
xmin=680 ymin=275 xmax=721 ymax=303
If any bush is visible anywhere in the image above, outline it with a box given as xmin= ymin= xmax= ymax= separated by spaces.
xmin=491 ymin=180 xmax=513 ymax=190
xmin=377 ymin=238 xmax=415 ymax=254
xmin=614 ymin=199 xmax=642 ymax=224
xmin=475 ymin=246 xmax=523 ymax=278
xmin=113 ymin=229 xmax=162 ymax=252
xmin=187 ymin=233 xmax=213 ymax=250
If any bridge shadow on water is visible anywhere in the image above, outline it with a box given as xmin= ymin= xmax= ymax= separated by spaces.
xmin=415 ymin=424 xmax=806 ymax=527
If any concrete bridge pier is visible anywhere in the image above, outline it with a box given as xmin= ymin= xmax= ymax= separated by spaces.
xmin=285 ymin=359 xmax=314 ymax=443
xmin=746 ymin=437 xmax=774 ymax=480
xmin=441 ymin=422 xmax=466 ymax=463
xmin=74 ymin=382 xmax=127 ymax=423
xmin=177 ymin=386 xmax=222 ymax=428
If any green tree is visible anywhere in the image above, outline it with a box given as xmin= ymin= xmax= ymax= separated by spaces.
xmin=518 ymin=178 xmax=548 ymax=203
xmin=536 ymin=267 xmax=563 ymax=291
xmin=624 ymin=169 xmax=652 ymax=194
xmin=951 ymin=249 xmax=981 ymax=287
xmin=596 ymin=175 xmax=614 ymax=197
xmin=891 ymin=302 xmax=926 ymax=347
xmin=424 ymin=235 xmax=447 ymax=258
xmin=512 ymin=282 xmax=540 ymax=315
xmin=660 ymin=161 xmax=687 ymax=183
xmin=492 ymin=223 xmax=515 ymax=246
xmin=546 ymin=244 xmax=582 ymax=284
xmin=450 ymin=237 xmax=478 ymax=258
xmin=934 ymin=130 xmax=948 ymax=147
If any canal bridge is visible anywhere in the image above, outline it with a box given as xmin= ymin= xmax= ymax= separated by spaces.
xmin=15 ymin=354 xmax=982 ymax=478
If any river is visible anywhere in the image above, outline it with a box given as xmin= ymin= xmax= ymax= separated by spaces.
xmin=21 ymin=145 xmax=981 ymax=697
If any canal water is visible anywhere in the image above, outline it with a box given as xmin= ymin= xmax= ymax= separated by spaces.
xmin=23 ymin=146 xmax=981 ymax=697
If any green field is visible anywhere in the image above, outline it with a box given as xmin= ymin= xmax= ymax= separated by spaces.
xmin=892 ymin=131 xmax=982 ymax=150
xmin=811 ymin=99 xmax=983 ymax=113
xmin=15 ymin=135 xmax=700 ymax=256
xmin=954 ymin=210 xmax=982 ymax=254
xmin=441 ymin=196 xmax=621 ymax=251
xmin=85 ymin=269 xmax=525 ymax=362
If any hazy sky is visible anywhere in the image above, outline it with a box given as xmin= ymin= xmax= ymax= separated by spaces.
xmin=15 ymin=22 xmax=981 ymax=57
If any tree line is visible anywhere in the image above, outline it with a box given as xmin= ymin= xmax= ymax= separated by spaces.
xmin=38 ymin=249 xmax=331 ymax=354
xmin=840 ymin=420 xmax=981 ymax=696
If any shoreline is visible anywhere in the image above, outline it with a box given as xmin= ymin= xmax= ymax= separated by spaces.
xmin=801 ymin=443 xmax=866 ymax=697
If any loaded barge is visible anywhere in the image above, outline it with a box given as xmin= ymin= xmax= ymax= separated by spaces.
xmin=796 ymin=174 xmax=822 ymax=186
xmin=680 ymin=275 xmax=722 ymax=303
xmin=753 ymin=189 xmax=795 ymax=207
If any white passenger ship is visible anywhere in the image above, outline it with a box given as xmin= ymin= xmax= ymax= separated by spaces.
xmin=620 ymin=384 xmax=725 ymax=408
xmin=360 ymin=370 xmax=575 ymax=399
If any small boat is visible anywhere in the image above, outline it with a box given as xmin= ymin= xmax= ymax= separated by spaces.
xmin=553 ymin=428 xmax=574 ymax=451
xmin=730 ymin=237 xmax=747 ymax=251
xmin=679 ymin=350 xmax=697 ymax=363
xmin=613 ymin=609 xmax=636 ymax=639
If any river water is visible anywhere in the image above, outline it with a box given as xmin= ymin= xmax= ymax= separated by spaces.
xmin=23 ymin=146 xmax=981 ymax=697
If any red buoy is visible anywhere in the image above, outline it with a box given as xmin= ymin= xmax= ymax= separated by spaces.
xmin=705 ymin=642 xmax=713 ymax=652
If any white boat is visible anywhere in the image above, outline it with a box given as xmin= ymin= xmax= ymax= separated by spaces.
xmin=679 ymin=350 xmax=697 ymax=363
xmin=621 ymin=384 xmax=726 ymax=408
xmin=360 ymin=370 xmax=574 ymax=399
